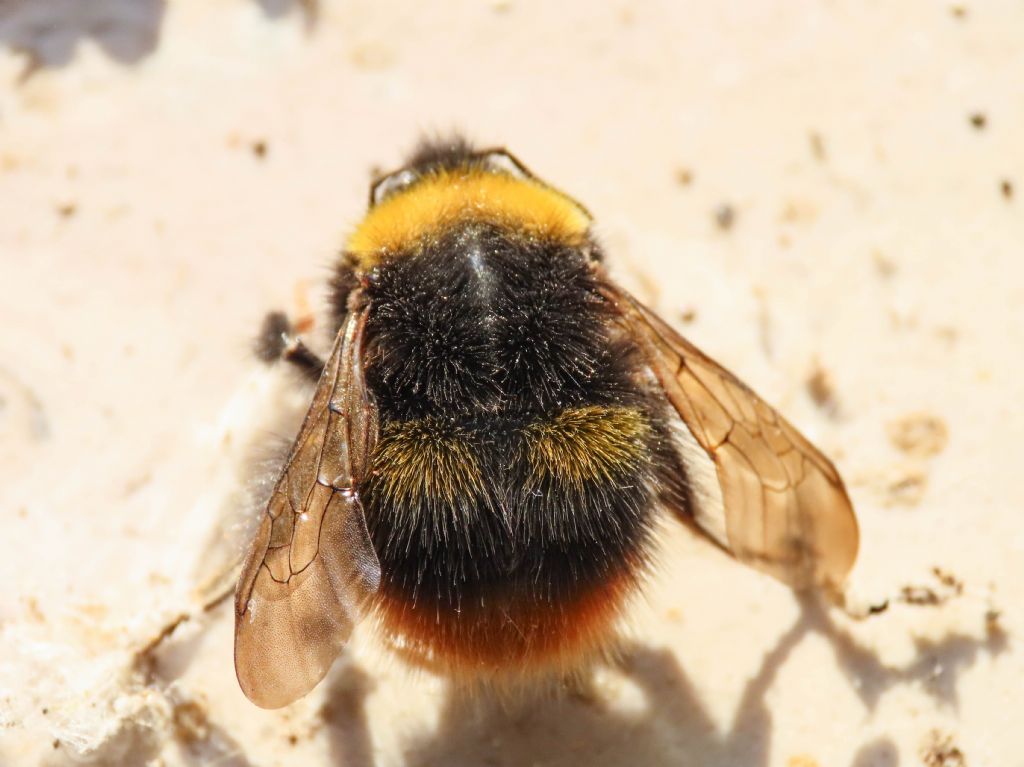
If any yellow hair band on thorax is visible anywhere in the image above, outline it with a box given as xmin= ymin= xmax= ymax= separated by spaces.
xmin=347 ymin=170 xmax=592 ymax=267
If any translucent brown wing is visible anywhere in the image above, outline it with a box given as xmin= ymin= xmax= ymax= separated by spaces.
xmin=607 ymin=284 xmax=858 ymax=591
xmin=234 ymin=307 xmax=381 ymax=708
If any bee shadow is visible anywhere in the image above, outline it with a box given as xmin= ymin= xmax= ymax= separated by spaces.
xmin=0 ymin=0 xmax=166 ymax=78
xmin=0 ymin=0 xmax=317 ymax=80
xmin=251 ymin=0 xmax=320 ymax=28
xmin=323 ymin=595 xmax=1004 ymax=767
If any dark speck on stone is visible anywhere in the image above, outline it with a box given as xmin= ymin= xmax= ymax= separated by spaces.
xmin=715 ymin=204 xmax=736 ymax=230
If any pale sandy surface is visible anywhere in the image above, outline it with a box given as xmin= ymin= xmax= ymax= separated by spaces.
xmin=1 ymin=2 xmax=1022 ymax=765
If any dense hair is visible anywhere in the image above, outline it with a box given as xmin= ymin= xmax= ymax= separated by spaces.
xmin=330 ymin=138 xmax=690 ymax=673
xmin=403 ymin=133 xmax=480 ymax=175
xmin=357 ymin=221 xmax=680 ymax=613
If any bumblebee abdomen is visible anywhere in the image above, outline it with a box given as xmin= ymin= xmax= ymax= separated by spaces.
xmin=363 ymin=405 xmax=655 ymax=599
xmin=362 ymin=405 xmax=660 ymax=674
xmin=354 ymin=214 xmax=674 ymax=673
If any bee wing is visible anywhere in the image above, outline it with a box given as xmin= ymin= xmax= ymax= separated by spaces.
xmin=234 ymin=307 xmax=381 ymax=709
xmin=608 ymin=285 xmax=858 ymax=591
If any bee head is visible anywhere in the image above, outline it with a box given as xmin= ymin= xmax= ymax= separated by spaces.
xmin=370 ymin=136 xmax=537 ymax=207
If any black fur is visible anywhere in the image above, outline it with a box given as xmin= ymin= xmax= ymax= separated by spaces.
xmin=327 ymin=253 xmax=360 ymax=334
xmin=253 ymin=310 xmax=326 ymax=383
xmin=403 ymin=134 xmax=480 ymax=176
xmin=360 ymin=223 xmax=639 ymax=419
xmin=253 ymin=311 xmax=292 ymax=363
xmin=356 ymin=221 xmax=683 ymax=610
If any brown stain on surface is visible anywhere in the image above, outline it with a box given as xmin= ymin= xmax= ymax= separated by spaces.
xmin=920 ymin=729 xmax=967 ymax=767
xmin=888 ymin=471 xmax=928 ymax=507
xmin=887 ymin=413 xmax=948 ymax=458
xmin=806 ymin=362 xmax=840 ymax=419
xmin=787 ymin=756 xmax=821 ymax=767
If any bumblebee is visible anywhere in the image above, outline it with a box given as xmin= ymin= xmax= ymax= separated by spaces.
xmin=234 ymin=137 xmax=859 ymax=708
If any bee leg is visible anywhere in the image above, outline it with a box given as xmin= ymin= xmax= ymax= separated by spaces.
xmin=281 ymin=338 xmax=326 ymax=382
xmin=253 ymin=310 xmax=325 ymax=383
